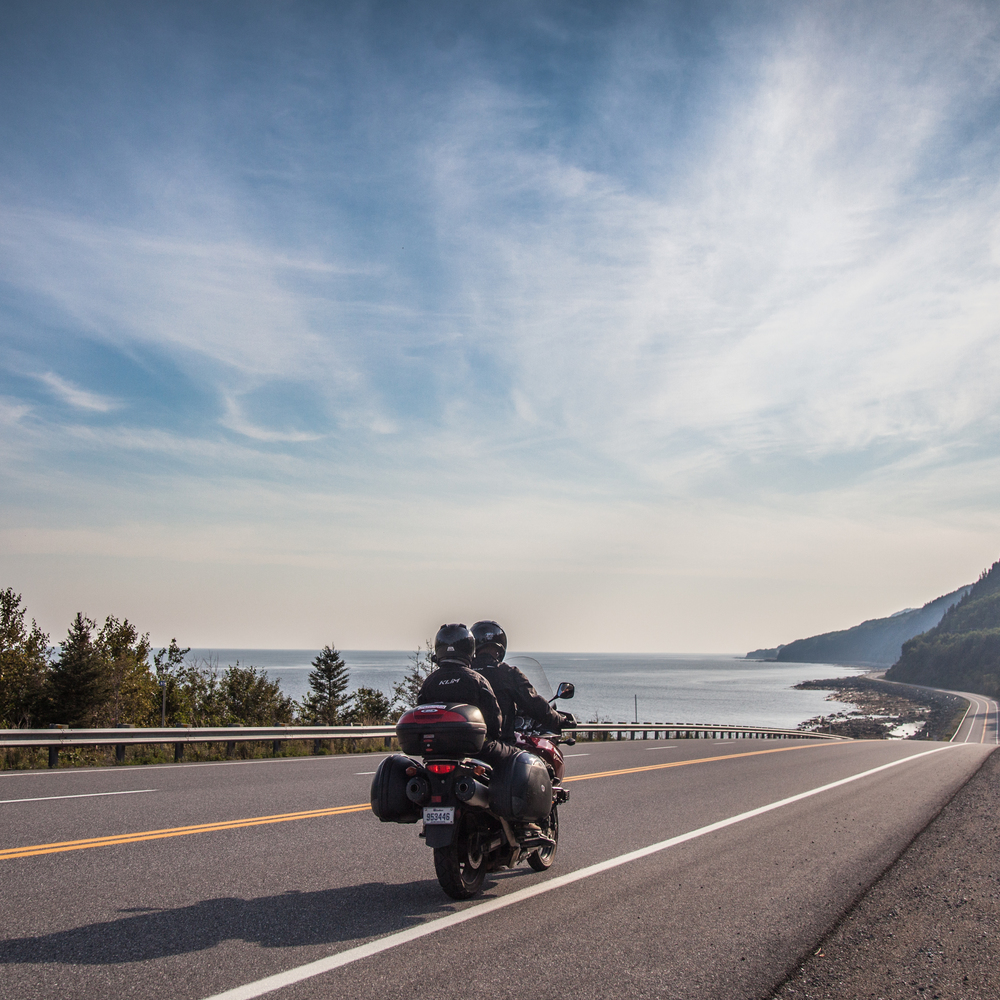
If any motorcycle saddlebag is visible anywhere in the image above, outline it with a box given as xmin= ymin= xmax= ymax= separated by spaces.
xmin=370 ymin=754 xmax=422 ymax=823
xmin=489 ymin=750 xmax=552 ymax=822
xmin=396 ymin=704 xmax=487 ymax=758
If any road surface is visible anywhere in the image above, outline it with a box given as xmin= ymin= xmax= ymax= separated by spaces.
xmin=0 ymin=721 xmax=995 ymax=999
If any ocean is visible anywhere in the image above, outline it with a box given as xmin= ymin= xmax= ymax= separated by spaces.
xmin=184 ymin=649 xmax=863 ymax=730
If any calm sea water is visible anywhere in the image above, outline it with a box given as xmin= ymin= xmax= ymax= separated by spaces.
xmin=185 ymin=649 xmax=863 ymax=730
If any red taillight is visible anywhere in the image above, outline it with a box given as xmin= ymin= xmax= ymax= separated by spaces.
xmin=427 ymin=763 xmax=456 ymax=774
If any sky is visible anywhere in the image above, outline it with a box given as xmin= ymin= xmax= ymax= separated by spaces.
xmin=1 ymin=0 xmax=999 ymax=653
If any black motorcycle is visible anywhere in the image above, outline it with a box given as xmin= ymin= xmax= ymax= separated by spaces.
xmin=371 ymin=683 xmax=576 ymax=899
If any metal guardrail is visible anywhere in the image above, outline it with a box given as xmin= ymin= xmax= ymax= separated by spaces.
xmin=566 ymin=723 xmax=847 ymax=741
xmin=0 ymin=720 xmax=847 ymax=768
xmin=0 ymin=725 xmax=396 ymax=748
xmin=0 ymin=724 xmax=399 ymax=768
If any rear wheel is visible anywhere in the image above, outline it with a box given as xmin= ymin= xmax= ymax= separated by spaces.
xmin=527 ymin=805 xmax=559 ymax=871
xmin=434 ymin=813 xmax=487 ymax=899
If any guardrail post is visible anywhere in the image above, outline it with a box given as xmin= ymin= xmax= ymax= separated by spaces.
xmin=272 ymin=740 xmax=283 ymax=756
xmin=47 ymin=723 xmax=67 ymax=768
xmin=115 ymin=724 xmax=134 ymax=763
xmin=227 ymin=724 xmax=239 ymax=757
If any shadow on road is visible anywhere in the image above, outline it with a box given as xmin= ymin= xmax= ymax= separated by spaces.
xmin=0 ymin=877 xmax=493 ymax=966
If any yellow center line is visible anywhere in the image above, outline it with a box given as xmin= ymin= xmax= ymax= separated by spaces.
xmin=0 ymin=803 xmax=371 ymax=860
xmin=562 ymin=740 xmax=835 ymax=783
xmin=2 ymin=741 xmax=845 ymax=860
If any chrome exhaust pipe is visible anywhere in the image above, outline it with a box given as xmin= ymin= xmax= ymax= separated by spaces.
xmin=453 ymin=775 xmax=490 ymax=809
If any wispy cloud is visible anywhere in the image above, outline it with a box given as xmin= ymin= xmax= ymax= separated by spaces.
xmin=37 ymin=372 xmax=118 ymax=412
xmin=1 ymin=0 xmax=998 ymax=647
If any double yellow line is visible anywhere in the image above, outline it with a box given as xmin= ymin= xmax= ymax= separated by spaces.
xmin=0 ymin=802 xmax=370 ymax=860
xmin=2 ymin=742 xmax=834 ymax=861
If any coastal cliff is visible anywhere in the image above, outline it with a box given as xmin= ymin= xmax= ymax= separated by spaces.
xmin=748 ymin=586 xmax=969 ymax=666
xmin=886 ymin=558 xmax=1000 ymax=697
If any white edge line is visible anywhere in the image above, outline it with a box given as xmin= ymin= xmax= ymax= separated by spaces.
xmin=201 ymin=743 xmax=963 ymax=1000
xmin=951 ymin=696 xmax=974 ymax=743
xmin=0 ymin=789 xmax=157 ymax=804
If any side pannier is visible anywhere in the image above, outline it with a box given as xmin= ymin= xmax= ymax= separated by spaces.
xmin=370 ymin=754 xmax=422 ymax=823
xmin=489 ymin=750 xmax=552 ymax=822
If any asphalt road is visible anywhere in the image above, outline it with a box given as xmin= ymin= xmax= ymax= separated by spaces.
xmin=0 ymin=722 xmax=995 ymax=1000
xmin=947 ymin=687 xmax=999 ymax=744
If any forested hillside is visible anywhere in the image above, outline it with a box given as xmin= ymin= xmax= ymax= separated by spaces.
xmin=771 ymin=585 xmax=970 ymax=666
xmin=887 ymin=558 xmax=1000 ymax=697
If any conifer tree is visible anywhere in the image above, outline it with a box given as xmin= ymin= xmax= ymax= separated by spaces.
xmin=48 ymin=613 xmax=106 ymax=726
xmin=300 ymin=645 xmax=350 ymax=724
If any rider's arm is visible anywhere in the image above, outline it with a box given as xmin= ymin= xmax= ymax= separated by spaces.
xmin=508 ymin=666 xmax=566 ymax=731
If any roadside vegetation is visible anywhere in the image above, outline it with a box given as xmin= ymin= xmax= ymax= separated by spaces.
xmin=0 ymin=587 xmax=434 ymax=769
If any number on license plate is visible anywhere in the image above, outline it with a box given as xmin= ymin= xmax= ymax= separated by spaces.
xmin=423 ymin=806 xmax=455 ymax=825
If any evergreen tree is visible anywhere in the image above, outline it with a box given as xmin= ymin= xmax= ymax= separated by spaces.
xmin=300 ymin=645 xmax=350 ymax=724
xmin=48 ymin=614 xmax=106 ymax=726
xmin=0 ymin=587 xmax=51 ymax=728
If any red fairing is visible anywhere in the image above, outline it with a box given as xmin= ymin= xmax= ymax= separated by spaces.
xmin=516 ymin=733 xmax=564 ymax=781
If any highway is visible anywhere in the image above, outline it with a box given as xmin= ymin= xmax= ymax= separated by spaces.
xmin=0 ymin=705 xmax=996 ymax=1000
xmin=946 ymin=687 xmax=999 ymax=745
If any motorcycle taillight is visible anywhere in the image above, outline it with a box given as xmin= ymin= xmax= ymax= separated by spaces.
xmin=427 ymin=762 xmax=456 ymax=774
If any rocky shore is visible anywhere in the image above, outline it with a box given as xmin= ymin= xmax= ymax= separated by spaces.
xmin=794 ymin=675 xmax=967 ymax=741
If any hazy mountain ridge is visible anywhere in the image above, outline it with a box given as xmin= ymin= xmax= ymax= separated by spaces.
xmin=753 ymin=585 xmax=971 ymax=666
xmin=886 ymin=558 xmax=1000 ymax=697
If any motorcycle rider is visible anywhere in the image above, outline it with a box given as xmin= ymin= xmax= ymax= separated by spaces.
xmin=417 ymin=623 xmax=518 ymax=772
xmin=470 ymin=620 xmax=573 ymax=739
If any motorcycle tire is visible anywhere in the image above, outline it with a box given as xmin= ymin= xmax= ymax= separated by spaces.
xmin=433 ymin=813 xmax=487 ymax=899
xmin=527 ymin=805 xmax=558 ymax=872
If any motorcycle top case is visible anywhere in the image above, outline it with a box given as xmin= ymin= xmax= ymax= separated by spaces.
xmin=370 ymin=753 xmax=423 ymax=823
xmin=489 ymin=749 xmax=553 ymax=822
xmin=396 ymin=703 xmax=487 ymax=757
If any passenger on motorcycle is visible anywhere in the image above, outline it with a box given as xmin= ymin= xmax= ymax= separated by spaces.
xmin=470 ymin=620 xmax=573 ymax=739
xmin=417 ymin=623 xmax=518 ymax=772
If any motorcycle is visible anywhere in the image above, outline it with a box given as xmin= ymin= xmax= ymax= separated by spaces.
xmin=370 ymin=680 xmax=577 ymax=900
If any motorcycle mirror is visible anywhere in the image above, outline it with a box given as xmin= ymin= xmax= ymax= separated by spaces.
xmin=554 ymin=682 xmax=575 ymax=700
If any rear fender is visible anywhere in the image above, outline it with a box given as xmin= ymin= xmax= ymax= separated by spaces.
xmin=424 ymin=822 xmax=456 ymax=848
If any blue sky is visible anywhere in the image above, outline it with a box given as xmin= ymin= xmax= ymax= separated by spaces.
xmin=1 ymin=0 xmax=999 ymax=651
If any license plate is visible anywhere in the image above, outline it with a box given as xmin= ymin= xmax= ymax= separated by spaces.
xmin=423 ymin=806 xmax=455 ymax=825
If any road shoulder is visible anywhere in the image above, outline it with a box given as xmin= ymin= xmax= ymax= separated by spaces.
xmin=773 ymin=745 xmax=1000 ymax=1000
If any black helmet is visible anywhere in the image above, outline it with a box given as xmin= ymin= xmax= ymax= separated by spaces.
xmin=433 ymin=623 xmax=476 ymax=666
xmin=471 ymin=620 xmax=507 ymax=664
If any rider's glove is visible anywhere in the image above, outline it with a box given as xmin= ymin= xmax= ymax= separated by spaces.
xmin=558 ymin=711 xmax=577 ymax=729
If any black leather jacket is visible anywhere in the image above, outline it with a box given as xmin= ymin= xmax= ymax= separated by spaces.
xmin=417 ymin=660 xmax=503 ymax=741
xmin=472 ymin=659 xmax=564 ymax=741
